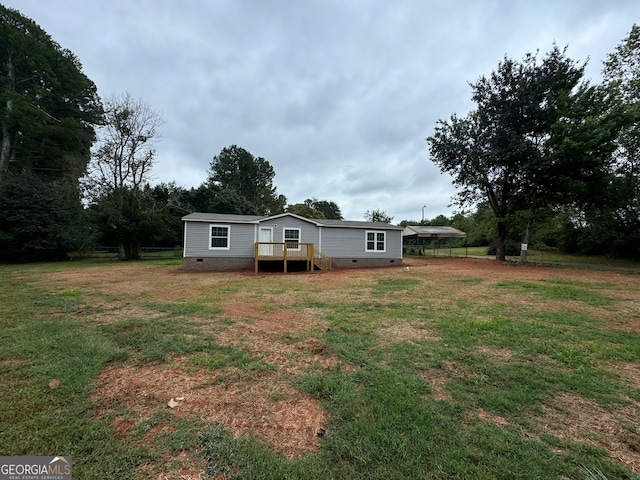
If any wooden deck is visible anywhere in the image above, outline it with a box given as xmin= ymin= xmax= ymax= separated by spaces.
xmin=254 ymin=242 xmax=332 ymax=273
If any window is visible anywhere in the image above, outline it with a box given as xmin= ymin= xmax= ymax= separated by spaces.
xmin=366 ymin=231 xmax=386 ymax=252
xmin=283 ymin=228 xmax=301 ymax=250
xmin=209 ymin=224 xmax=230 ymax=250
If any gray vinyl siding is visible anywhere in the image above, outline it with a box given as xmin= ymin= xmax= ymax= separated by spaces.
xmin=182 ymin=213 xmax=403 ymax=264
xmin=258 ymin=216 xmax=321 ymax=245
xmin=320 ymin=227 xmax=402 ymax=259
xmin=183 ymin=221 xmax=256 ymax=257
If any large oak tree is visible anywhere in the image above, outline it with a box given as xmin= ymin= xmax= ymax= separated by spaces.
xmin=427 ymin=46 xmax=625 ymax=261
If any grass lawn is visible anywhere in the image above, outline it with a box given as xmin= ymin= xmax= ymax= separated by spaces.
xmin=413 ymin=245 xmax=640 ymax=268
xmin=1 ymin=257 xmax=640 ymax=479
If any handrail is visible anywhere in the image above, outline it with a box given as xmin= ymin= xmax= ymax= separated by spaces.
xmin=313 ymin=249 xmax=332 ymax=271
xmin=254 ymin=242 xmax=332 ymax=272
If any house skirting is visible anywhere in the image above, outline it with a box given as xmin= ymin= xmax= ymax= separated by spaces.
xmin=182 ymin=256 xmax=402 ymax=271
xmin=182 ymin=257 xmax=254 ymax=271
xmin=330 ymin=257 xmax=402 ymax=268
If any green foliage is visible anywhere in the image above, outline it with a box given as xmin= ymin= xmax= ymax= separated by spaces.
xmin=85 ymin=94 xmax=166 ymax=260
xmin=89 ymin=186 xmax=167 ymax=260
xmin=364 ymin=209 xmax=393 ymax=223
xmin=427 ymin=46 xmax=629 ymax=261
xmin=177 ymin=182 xmax=257 ymax=215
xmin=0 ymin=5 xmax=102 ymax=261
xmin=0 ymin=175 xmax=88 ymax=261
xmin=304 ymin=198 xmax=343 ymax=220
xmin=207 ymin=145 xmax=287 ymax=215
xmin=286 ymin=202 xmax=326 ymax=218
xmin=596 ymin=23 xmax=640 ymax=259
xmin=487 ymin=240 xmax=521 ymax=257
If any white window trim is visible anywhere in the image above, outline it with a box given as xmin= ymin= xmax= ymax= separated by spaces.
xmin=283 ymin=227 xmax=301 ymax=251
xmin=365 ymin=230 xmax=386 ymax=253
xmin=209 ymin=224 xmax=231 ymax=250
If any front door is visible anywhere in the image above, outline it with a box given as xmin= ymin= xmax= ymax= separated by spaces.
xmin=258 ymin=227 xmax=273 ymax=256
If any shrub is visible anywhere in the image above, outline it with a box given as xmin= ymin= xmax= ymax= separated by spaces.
xmin=487 ymin=240 xmax=521 ymax=256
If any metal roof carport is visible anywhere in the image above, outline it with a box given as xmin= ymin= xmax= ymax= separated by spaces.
xmin=402 ymin=226 xmax=467 ymax=256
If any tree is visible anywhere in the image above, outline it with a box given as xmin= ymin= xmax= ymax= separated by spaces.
xmin=180 ymin=183 xmax=260 ymax=215
xmin=364 ymin=209 xmax=393 ymax=223
xmin=600 ymin=23 xmax=640 ymax=258
xmin=304 ymin=198 xmax=343 ymax=220
xmin=147 ymin=182 xmax=185 ymax=247
xmin=85 ymin=93 xmax=162 ymax=197
xmin=428 ymin=214 xmax=451 ymax=226
xmin=0 ymin=175 xmax=87 ymax=261
xmin=85 ymin=93 xmax=164 ymax=260
xmin=208 ymin=145 xmax=286 ymax=215
xmin=286 ymin=203 xmax=326 ymax=219
xmin=89 ymin=185 xmax=166 ymax=259
xmin=0 ymin=5 xmax=102 ymax=261
xmin=427 ymin=46 xmax=623 ymax=261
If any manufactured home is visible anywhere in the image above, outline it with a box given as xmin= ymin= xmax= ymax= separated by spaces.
xmin=182 ymin=212 xmax=403 ymax=272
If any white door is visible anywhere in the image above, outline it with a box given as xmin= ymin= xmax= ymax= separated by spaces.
xmin=258 ymin=227 xmax=273 ymax=256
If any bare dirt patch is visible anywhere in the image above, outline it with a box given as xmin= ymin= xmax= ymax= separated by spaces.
xmin=91 ymin=360 xmax=327 ymax=458
xmin=421 ymin=368 xmax=452 ymax=401
xmin=421 ymin=360 xmax=470 ymax=402
xmin=610 ymin=317 xmax=640 ymax=334
xmin=538 ymin=393 xmax=640 ymax=474
xmin=214 ymin=290 xmax=340 ymax=374
xmin=609 ymin=362 xmax=640 ymax=389
xmin=467 ymin=408 xmax=510 ymax=426
xmin=476 ymin=345 xmax=514 ymax=364
xmin=378 ymin=323 xmax=441 ymax=345
xmin=139 ymin=450 xmax=206 ymax=480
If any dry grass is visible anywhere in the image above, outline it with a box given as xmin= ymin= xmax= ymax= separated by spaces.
xmin=24 ymin=257 xmax=640 ymax=476
xmin=538 ymin=392 xmax=640 ymax=473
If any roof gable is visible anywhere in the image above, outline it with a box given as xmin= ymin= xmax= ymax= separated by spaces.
xmin=260 ymin=212 xmax=322 ymax=226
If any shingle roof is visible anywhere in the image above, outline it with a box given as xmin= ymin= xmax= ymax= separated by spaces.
xmin=181 ymin=213 xmax=265 ymax=223
xmin=181 ymin=212 xmax=403 ymax=230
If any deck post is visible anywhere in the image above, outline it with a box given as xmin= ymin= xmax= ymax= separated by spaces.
xmin=283 ymin=244 xmax=287 ymax=273
xmin=254 ymin=243 xmax=258 ymax=273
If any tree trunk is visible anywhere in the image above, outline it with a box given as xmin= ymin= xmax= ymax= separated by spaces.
xmin=119 ymin=233 xmax=142 ymax=261
xmin=1 ymin=53 xmax=15 ymax=186
xmin=0 ymin=116 xmax=12 ymax=184
xmin=519 ymin=224 xmax=530 ymax=264
xmin=495 ymin=221 xmax=507 ymax=261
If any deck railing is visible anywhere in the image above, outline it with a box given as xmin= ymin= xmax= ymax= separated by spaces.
xmin=254 ymin=242 xmax=331 ymax=272
xmin=313 ymin=249 xmax=332 ymax=271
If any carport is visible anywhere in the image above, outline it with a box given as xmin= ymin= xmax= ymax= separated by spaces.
xmin=402 ymin=226 xmax=468 ymax=257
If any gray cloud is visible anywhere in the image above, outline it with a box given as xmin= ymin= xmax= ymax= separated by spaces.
xmin=6 ymin=0 xmax=639 ymax=220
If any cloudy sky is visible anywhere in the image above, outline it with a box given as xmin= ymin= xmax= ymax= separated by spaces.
xmin=5 ymin=1 xmax=639 ymax=221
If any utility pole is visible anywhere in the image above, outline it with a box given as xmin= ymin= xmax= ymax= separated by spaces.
xmin=421 ymin=205 xmax=426 ymax=223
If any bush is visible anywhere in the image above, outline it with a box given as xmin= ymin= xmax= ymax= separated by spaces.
xmin=487 ymin=241 xmax=521 ymax=256
xmin=531 ymin=242 xmax=558 ymax=253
